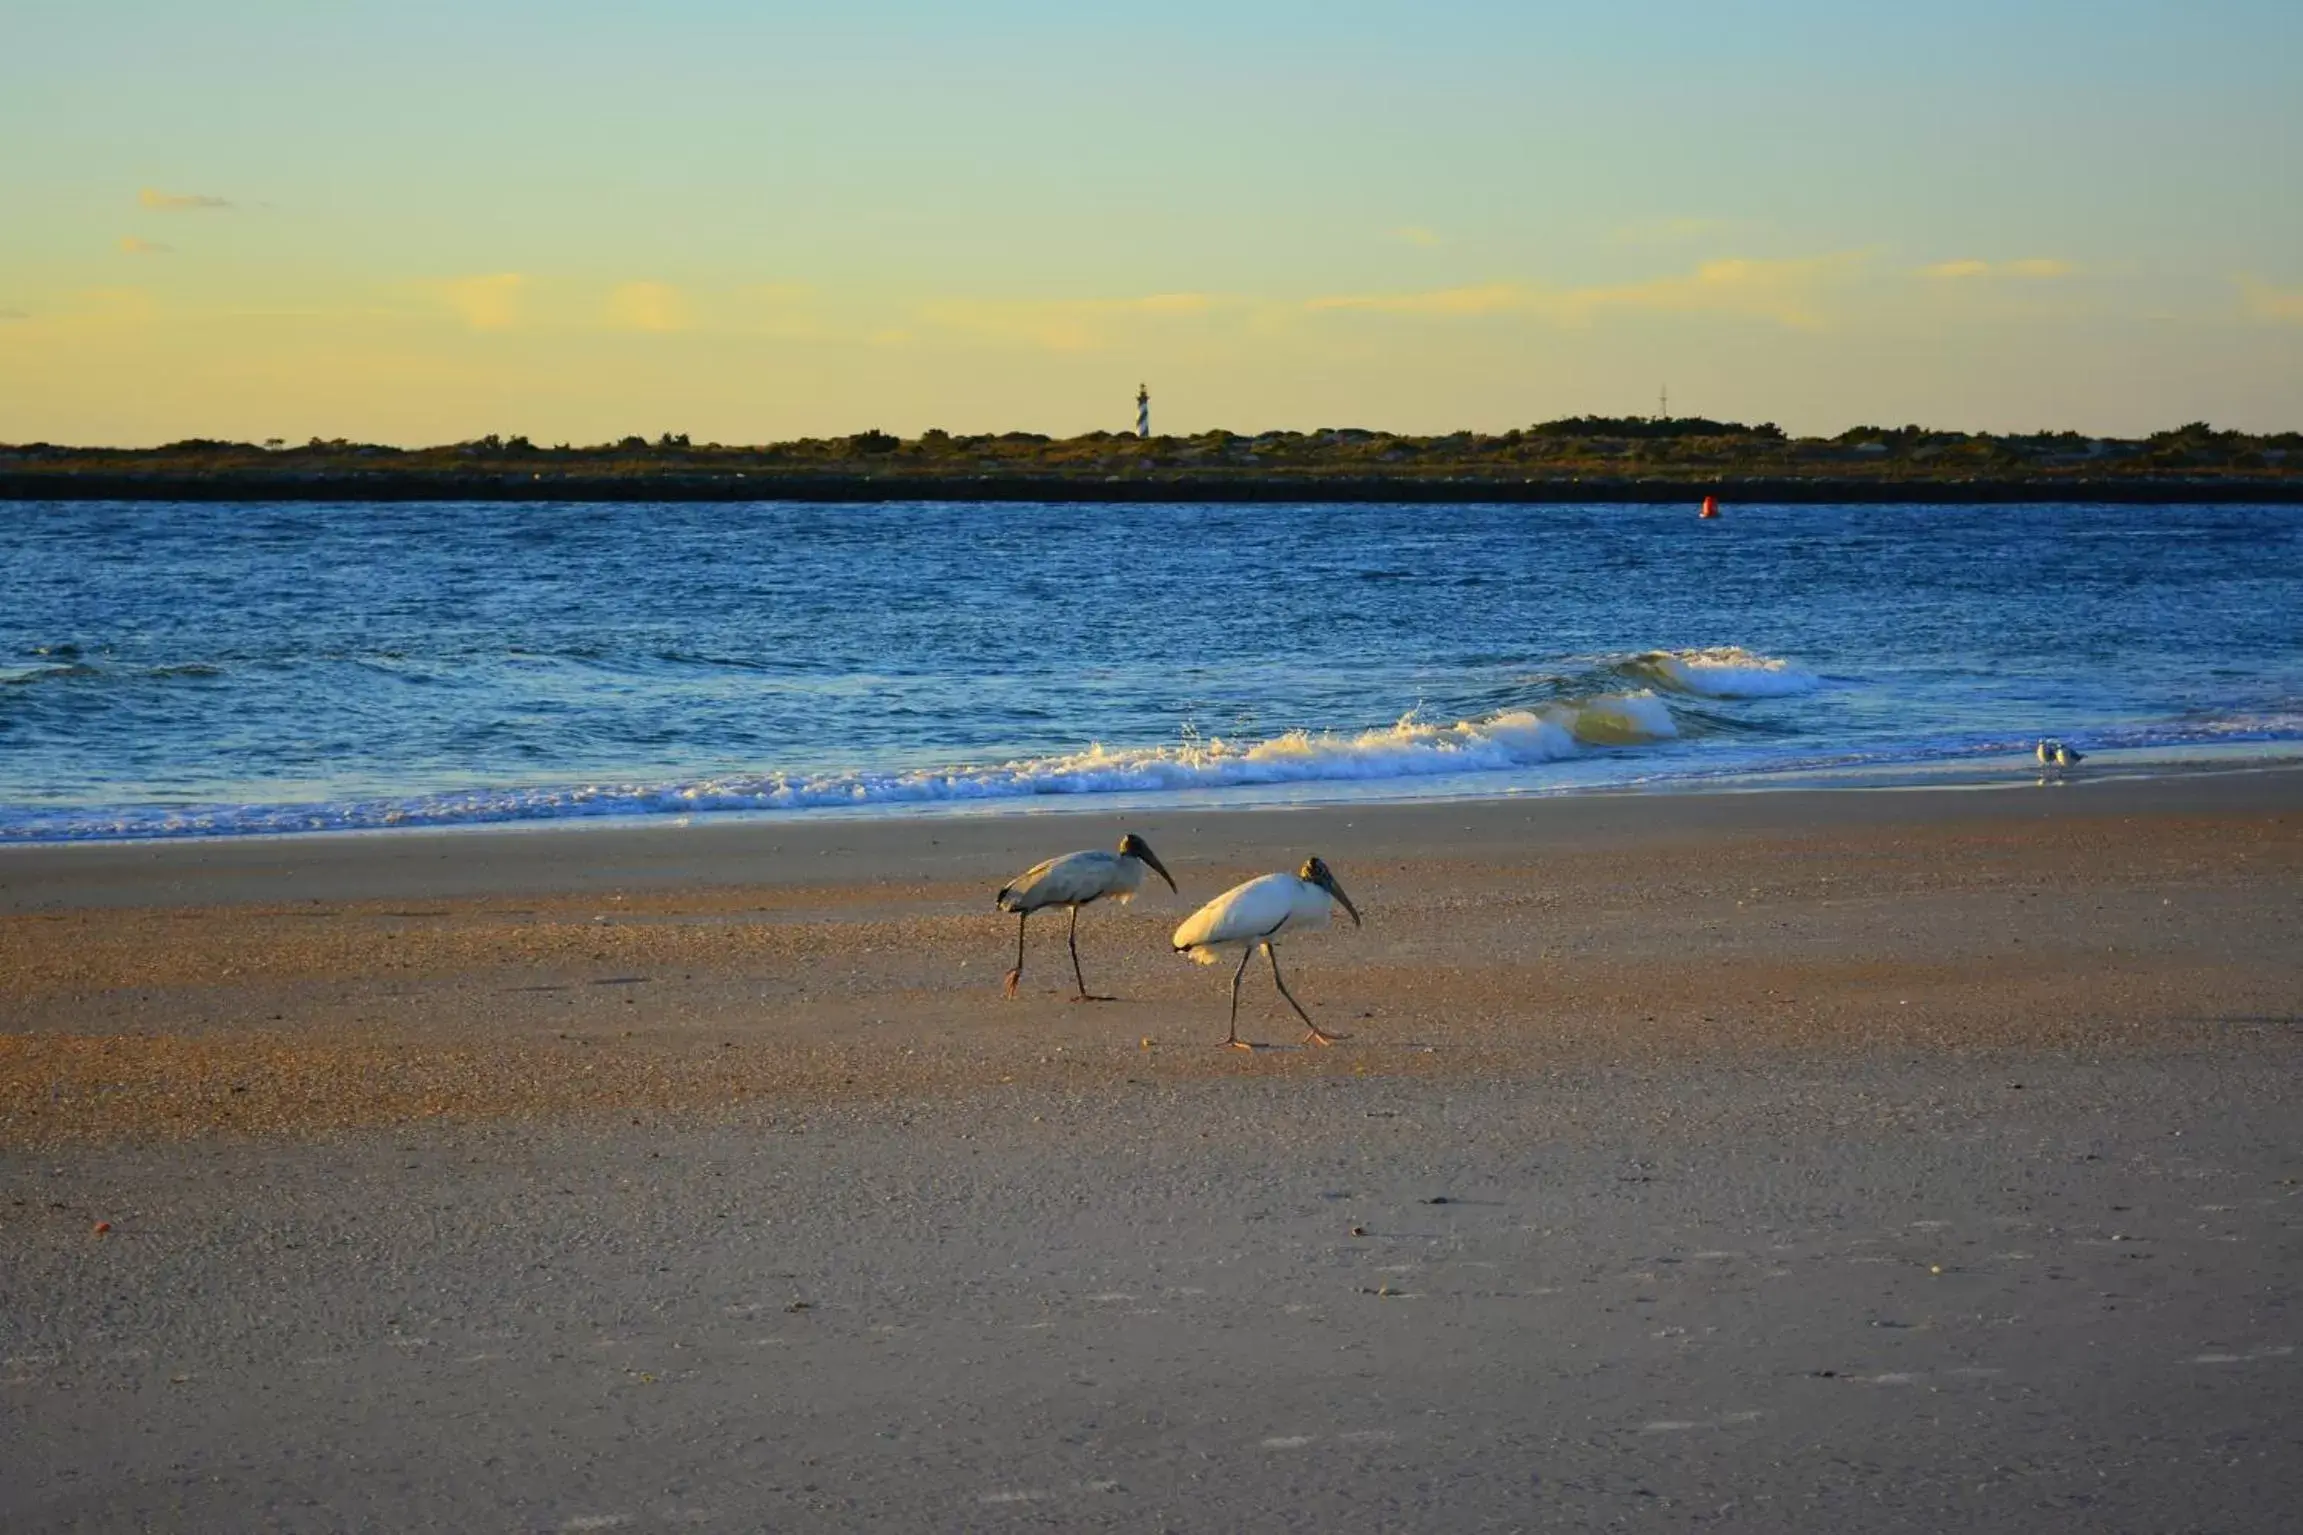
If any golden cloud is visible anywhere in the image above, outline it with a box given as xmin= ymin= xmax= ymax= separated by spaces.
xmin=118 ymin=236 xmax=172 ymax=256
xmin=1921 ymin=257 xmax=2074 ymax=280
xmin=433 ymin=273 xmax=526 ymax=331
xmin=1308 ymin=252 xmax=1868 ymax=330
xmin=917 ymin=292 xmax=1216 ymax=351
xmin=138 ymin=187 xmax=231 ymax=212
xmin=2240 ymin=276 xmax=2303 ymax=323
xmin=605 ymin=280 xmax=690 ymax=333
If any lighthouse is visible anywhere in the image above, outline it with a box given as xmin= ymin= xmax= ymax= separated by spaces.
xmin=1135 ymin=383 xmax=1150 ymax=439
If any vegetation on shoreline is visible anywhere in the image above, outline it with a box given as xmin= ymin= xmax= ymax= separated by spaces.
xmin=4 ymin=417 xmax=2298 ymax=499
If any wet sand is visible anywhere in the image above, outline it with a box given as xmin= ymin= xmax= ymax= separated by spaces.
xmin=4 ymin=773 xmax=2300 ymax=1529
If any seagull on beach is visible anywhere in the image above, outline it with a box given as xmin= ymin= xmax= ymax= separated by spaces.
xmin=2036 ymin=738 xmax=2086 ymax=775
xmin=996 ymin=833 xmax=1177 ymax=1001
xmin=1171 ymin=857 xmax=1362 ymax=1050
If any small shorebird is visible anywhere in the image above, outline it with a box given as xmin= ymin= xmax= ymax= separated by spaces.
xmin=996 ymin=833 xmax=1176 ymax=1001
xmin=2036 ymin=739 xmax=2061 ymax=769
xmin=2053 ymin=742 xmax=2086 ymax=769
xmin=1172 ymin=857 xmax=1361 ymax=1050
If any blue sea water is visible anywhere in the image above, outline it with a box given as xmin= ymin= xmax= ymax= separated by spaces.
xmin=1 ymin=499 xmax=2298 ymax=842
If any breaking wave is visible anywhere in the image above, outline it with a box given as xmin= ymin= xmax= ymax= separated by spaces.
xmin=0 ymin=691 xmax=1682 ymax=841
xmin=1619 ymin=647 xmax=1824 ymax=698
xmin=6 ymin=625 xmax=2295 ymax=843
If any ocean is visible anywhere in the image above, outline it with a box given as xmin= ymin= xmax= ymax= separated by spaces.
xmin=2 ymin=498 xmax=2298 ymax=842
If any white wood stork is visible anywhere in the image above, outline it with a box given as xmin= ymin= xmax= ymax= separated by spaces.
xmin=1171 ymin=857 xmax=1361 ymax=1049
xmin=995 ymin=832 xmax=1177 ymax=1001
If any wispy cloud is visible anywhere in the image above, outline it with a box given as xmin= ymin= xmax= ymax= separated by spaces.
xmin=1920 ymin=257 xmax=2075 ymax=280
xmin=917 ymin=292 xmax=1215 ymax=351
xmin=432 ymin=273 xmax=526 ymax=331
xmin=2238 ymin=276 xmax=2303 ymax=323
xmin=138 ymin=187 xmax=231 ymax=212
xmin=1390 ymin=226 xmax=1443 ymax=247
xmin=1308 ymin=252 xmax=1869 ymax=331
xmin=0 ymin=307 xmax=27 ymax=321
xmin=1309 ymin=282 xmax=1526 ymax=317
xmin=605 ymin=280 xmax=690 ymax=332
xmin=118 ymin=236 xmax=172 ymax=256
xmin=1612 ymin=216 xmax=1739 ymax=246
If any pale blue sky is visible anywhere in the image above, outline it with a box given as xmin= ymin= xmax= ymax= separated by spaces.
xmin=4 ymin=0 xmax=2299 ymax=442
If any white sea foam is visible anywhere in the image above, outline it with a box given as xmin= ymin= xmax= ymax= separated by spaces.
xmin=1627 ymin=647 xmax=1823 ymax=699
xmin=11 ymin=664 xmax=2300 ymax=844
xmin=4 ymin=693 xmax=1680 ymax=840
xmin=661 ymin=692 xmax=1673 ymax=810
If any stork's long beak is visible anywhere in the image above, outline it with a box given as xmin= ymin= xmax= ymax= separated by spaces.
xmin=1139 ymin=844 xmax=1178 ymax=895
xmin=1318 ymin=869 xmax=1362 ymax=927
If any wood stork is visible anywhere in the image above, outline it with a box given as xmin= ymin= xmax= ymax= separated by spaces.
xmin=1171 ymin=857 xmax=1361 ymax=1049
xmin=995 ymin=833 xmax=1176 ymax=1001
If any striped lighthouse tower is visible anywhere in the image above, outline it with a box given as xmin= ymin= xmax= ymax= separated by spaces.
xmin=1135 ymin=383 xmax=1150 ymax=439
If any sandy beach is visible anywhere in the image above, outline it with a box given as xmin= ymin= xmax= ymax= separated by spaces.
xmin=4 ymin=772 xmax=2300 ymax=1529
xmin=5 ymin=771 xmax=2299 ymax=1142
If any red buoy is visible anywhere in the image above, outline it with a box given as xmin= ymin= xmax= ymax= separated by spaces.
xmin=1699 ymin=494 xmax=1721 ymax=519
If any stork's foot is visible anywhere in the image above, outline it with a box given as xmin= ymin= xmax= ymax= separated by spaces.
xmin=1227 ymin=1037 xmax=1259 ymax=1052
xmin=1304 ymin=1027 xmax=1351 ymax=1046
xmin=1069 ymin=992 xmax=1117 ymax=1004
xmin=1002 ymin=968 xmax=1021 ymax=997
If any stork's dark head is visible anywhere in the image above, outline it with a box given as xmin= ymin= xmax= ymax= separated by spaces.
xmin=1119 ymin=832 xmax=1177 ymax=893
xmin=1299 ymin=856 xmax=1361 ymax=927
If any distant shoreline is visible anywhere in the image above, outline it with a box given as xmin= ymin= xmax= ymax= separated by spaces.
xmin=10 ymin=417 xmax=2297 ymax=502
xmin=7 ymin=470 xmax=2302 ymax=504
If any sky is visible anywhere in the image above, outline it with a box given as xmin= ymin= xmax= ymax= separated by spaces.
xmin=3 ymin=0 xmax=2300 ymax=445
